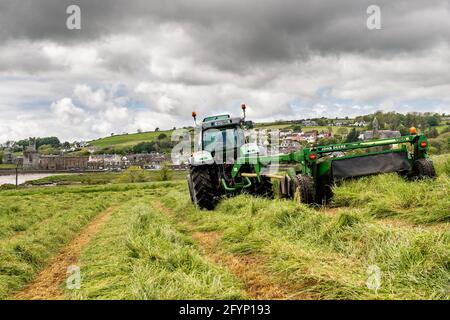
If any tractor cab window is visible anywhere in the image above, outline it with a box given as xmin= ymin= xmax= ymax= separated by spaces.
xmin=203 ymin=127 xmax=245 ymax=152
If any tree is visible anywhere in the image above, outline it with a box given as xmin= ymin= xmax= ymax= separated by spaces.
xmin=133 ymin=142 xmax=156 ymax=153
xmin=35 ymin=137 xmax=61 ymax=149
xmin=155 ymin=127 xmax=160 ymax=132
xmin=292 ymin=125 xmax=302 ymax=132
xmin=426 ymin=116 xmax=439 ymax=127
xmin=62 ymin=141 xmax=71 ymax=149
xmin=158 ymin=133 xmax=168 ymax=140
xmin=345 ymin=128 xmax=359 ymax=142
xmin=158 ymin=162 xmax=172 ymax=181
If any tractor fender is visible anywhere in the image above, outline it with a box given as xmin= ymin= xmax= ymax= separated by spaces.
xmin=189 ymin=150 xmax=215 ymax=166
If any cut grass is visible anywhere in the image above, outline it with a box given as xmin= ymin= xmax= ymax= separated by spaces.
xmin=332 ymin=174 xmax=450 ymax=224
xmin=160 ymin=186 xmax=450 ymax=299
xmin=69 ymin=195 xmax=244 ymax=300
xmin=0 ymin=183 xmax=157 ymax=299
xmin=1 ymin=153 xmax=449 ymax=300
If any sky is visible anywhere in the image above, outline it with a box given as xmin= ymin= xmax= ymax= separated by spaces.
xmin=0 ymin=0 xmax=450 ymax=142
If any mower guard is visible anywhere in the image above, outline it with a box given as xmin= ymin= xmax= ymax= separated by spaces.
xmin=331 ymin=151 xmax=411 ymax=180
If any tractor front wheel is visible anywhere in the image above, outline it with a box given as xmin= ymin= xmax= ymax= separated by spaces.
xmin=189 ymin=165 xmax=219 ymax=210
xmin=410 ymin=158 xmax=436 ymax=180
xmin=294 ymin=174 xmax=315 ymax=204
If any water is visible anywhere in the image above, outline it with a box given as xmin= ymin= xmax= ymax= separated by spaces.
xmin=0 ymin=173 xmax=61 ymax=186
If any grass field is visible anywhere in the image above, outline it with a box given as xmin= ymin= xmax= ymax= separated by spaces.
xmin=0 ymin=155 xmax=449 ymax=300
xmin=89 ymin=130 xmax=173 ymax=150
xmin=27 ymin=170 xmax=187 ymax=186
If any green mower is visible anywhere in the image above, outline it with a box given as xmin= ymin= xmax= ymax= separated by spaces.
xmin=187 ymin=107 xmax=436 ymax=210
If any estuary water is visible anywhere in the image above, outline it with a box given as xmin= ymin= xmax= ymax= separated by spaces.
xmin=0 ymin=173 xmax=59 ymax=186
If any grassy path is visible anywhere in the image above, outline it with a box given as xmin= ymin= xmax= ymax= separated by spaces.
xmin=66 ymin=193 xmax=244 ymax=299
xmin=153 ymin=201 xmax=310 ymax=299
xmin=15 ymin=207 xmax=116 ymax=300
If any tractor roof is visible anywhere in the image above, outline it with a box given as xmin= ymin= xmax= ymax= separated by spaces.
xmin=201 ymin=114 xmax=243 ymax=129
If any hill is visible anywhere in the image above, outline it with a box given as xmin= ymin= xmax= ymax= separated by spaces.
xmin=89 ymin=130 xmax=173 ymax=150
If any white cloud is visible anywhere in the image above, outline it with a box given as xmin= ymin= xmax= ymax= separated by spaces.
xmin=51 ymin=98 xmax=85 ymax=125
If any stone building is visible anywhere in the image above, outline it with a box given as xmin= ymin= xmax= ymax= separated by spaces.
xmin=39 ymin=155 xmax=89 ymax=171
xmin=360 ymin=117 xmax=401 ymax=141
xmin=22 ymin=144 xmax=40 ymax=170
xmin=2 ymin=150 xmax=16 ymax=165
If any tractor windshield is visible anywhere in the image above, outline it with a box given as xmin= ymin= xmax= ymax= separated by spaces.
xmin=203 ymin=127 xmax=245 ymax=153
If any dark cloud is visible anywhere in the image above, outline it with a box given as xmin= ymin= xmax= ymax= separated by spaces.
xmin=0 ymin=1 xmax=449 ymax=142
xmin=1 ymin=1 xmax=450 ymax=65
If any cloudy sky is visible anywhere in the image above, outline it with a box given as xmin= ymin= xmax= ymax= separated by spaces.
xmin=1 ymin=0 xmax=450 ymax=142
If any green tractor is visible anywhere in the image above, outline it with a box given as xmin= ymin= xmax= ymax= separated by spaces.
xmin=187 ymin=108 xmax=436 ymax=210
xmin=187 ymin=105 xmax=273 ymax=210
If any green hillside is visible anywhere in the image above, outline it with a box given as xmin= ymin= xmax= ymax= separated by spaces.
xmin=89 ymin=130 xmax=173 ymax=149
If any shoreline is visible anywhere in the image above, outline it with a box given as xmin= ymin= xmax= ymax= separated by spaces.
xmin=0 ymin=169 xmax=103 ymax=176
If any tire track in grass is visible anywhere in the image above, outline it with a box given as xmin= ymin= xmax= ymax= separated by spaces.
xmin=14 ymin=206 xmax=116 ymax=300
xmin=153 ymin=201 xmax=314 ymax=300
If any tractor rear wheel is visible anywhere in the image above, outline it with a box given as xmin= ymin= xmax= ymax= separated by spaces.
xmin=190 ymin=165 xmax=219 ymax=210
xmin=250 ymin=176 xmax=274 ymax=198
xmin=410 ymin=158 xmax=436 ymax=180
xmin=294 ymin=174 xmax=315 ymax=204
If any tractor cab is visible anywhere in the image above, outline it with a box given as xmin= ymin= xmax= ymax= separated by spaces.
xmin=192 ymin=110 xmax=247 ymax=164
xmin=200 ymin=115 xmax=245 ymax=152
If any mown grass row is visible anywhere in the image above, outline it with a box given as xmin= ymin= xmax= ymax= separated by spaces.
xmin=160 ymin=185 xmax=450 ymax=299
xmin=69 ymin=194 xmax=244 ymax=300
xmin=0 ymin=184 xmax=157 ymax=299
xmin=332 ymin=155 xmax=450 ymax=224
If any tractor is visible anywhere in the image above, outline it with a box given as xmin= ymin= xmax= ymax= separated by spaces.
xmin=187 ymin=107 xmax=436 ymax=210
xmin=186 ymin=105 xmax=273 ymax=210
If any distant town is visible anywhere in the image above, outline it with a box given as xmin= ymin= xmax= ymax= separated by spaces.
xmin=1 ymin=111 xmax=449 ymax=173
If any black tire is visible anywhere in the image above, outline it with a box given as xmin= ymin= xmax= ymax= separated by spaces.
xmin=294 ymin=174 xmax=315 ymax=204
xmin=250 ymin=176 xmax=274 ymax=199
xmin=186 ymin=174 xmax=195 ymax=203
xmin=190 ymin=165 xmax=219 ymax=210
xmin=410 ymin=158 xmax=436 ymax=180
xmin=315 ymin=174 xmax=334 ymax=205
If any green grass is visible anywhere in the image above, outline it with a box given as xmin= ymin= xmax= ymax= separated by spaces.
xmin=332 ymin=154 xmax=450 ymax=225
xmin=161 ymin=189 xmax=449 ymax=299
xmin=28 ymin=170 xmax=187 ymax=186
xmin=0 ymin=164 xmax=16 ymax=169
xmin=69 ymin=194 xmax=244 ymax=299
xmin=1 ymin=154 xmax=449 ymax=300
xmin=0 ymin=183 xmax=145 ymax=299
xmin=89 ymin=130 xmax=173 ymax=149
